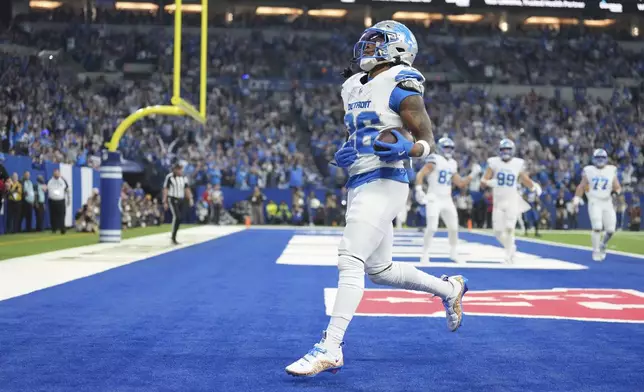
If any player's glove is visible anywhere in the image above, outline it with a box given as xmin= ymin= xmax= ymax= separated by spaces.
xmin=332 ymin=143 xmax=358 ymax=168
xmin=414 ymin=185 xmax=426 ymax=205
xmin=481 ymin=178 xmax=497 ymax=188
xmin=572 ymin=195 xmax=582 ymax=207
xmin=373 ymin=130 xmax=414 ymax=163
xmin=531 ymin=182 xmax=543 ymax=197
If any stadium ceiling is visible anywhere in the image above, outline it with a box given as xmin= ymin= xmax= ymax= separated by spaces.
xmin=50 ymin=0 xmax=644 ymax=17
xmin=218 ymin=0 xmax=641 ymax=15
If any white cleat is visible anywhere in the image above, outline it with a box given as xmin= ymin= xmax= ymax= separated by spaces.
xmin=592 ymin=251 xmax=602 ymax=262
xmin=450 ymin=249 xmax=465 ymax=264
xmin=598 ymin=244 xmax=607 ymax=262
xmin=441 ymin=275 xmax=469 ymax=332
xmin=285 ymin=342 xmax=343 ymax=377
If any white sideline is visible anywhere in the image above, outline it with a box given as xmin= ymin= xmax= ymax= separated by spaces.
xmin=0 ymin=226 xmax=245 ymax=302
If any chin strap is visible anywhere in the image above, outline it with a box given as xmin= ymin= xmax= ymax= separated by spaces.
xmin=344 ymin=56 xmax=407 ymax=79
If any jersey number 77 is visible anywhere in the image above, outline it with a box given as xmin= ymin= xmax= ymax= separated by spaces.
xmin=591 ymin=177 xmax=608 ymax=190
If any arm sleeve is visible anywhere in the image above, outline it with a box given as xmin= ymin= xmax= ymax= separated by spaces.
xmin=163 ymin=174 xmax=171 ymax=189
xmin=389 ymin=86 xmax=421 ymax=115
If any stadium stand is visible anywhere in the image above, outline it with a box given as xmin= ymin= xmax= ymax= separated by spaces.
xmin=0 ymin=5 xmax=642 ymax=232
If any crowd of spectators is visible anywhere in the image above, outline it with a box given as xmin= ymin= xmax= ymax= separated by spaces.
xmin=12 ymin=9 xmax=644 ymax=85
xmin=1 ymin=11 xmax=643 ymax=230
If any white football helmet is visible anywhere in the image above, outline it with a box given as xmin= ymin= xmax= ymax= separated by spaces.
xmin=592 ymin=148 xmax=608 ymax=168
xmin=438 ymin=137 xmax=455 ymax=159
xmin=353 ymin=20 xmax=418 ymax=72
xmin=499 ymin=139 xmax=515 ymax=161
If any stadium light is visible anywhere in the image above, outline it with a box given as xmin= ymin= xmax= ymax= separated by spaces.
xmin=256 ymin=7 xmax=303 ymax=16
xmin=392 ymin=12 xmax=443 ymax=21
xmin=364 ymin=16 xmax=372 ymax=27
xmin=29 ymin=1 xmax=62 ymax=9
xmin=165 ymin=4 xmax=202 ymax=13
xmin=308 ymin=9 xmax=348 ymax=18
xmin=584 ymin=19 xmax=615 ymax=27
xmin=498 ymin=12 xmax=508 ymax=32
xmin=446 ymin=14 xmax=483 ymax=23
xmin=115 ymin=2 xmax=159 ymax=11
xmin=524 ymin=17 xmax=579 ymax=25
xmin=632 ymin=26 xmax=640 ymax=37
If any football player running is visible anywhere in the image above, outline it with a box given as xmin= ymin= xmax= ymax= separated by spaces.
xmin=522 ymin=185 xmax=541 ymax=237
xmin=285 ymin=21 xmax=469 ymax=377
xmin=480 ymin=139 xmax=542 ymax=264
xmin=414 ymin=137 xmax=481 ymax=263
xmin=573 ymin=148 xmax=621 ymax=261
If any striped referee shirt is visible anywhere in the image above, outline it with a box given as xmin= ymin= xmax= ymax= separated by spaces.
xmin=164 ymin=173 xmax=188 ymax=199
xmin=47 ymin=177 xmax=69 ymax=201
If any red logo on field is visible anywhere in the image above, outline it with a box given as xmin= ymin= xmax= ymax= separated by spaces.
xmin=345 ymin=289 xmax=644 ymax=323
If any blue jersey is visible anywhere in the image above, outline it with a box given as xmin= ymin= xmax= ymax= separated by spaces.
xmin=525 ymin=188 xmax=538 ymax=207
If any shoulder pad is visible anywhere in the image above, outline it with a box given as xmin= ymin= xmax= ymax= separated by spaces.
xmin=487 ymin=157 xmax=496 ymax=166
xmin=398 ymin=79 xmax=424 ymax=95
xmin=395 ymin=67 xmax=425 ymax=95
xmin=394 ymin=67 xmax=425 ymax=83
xmin=426 ymin=154 xmax=438 ymax=164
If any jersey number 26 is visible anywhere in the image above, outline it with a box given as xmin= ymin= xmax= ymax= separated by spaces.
xmin=344 ymin=112 xmax=381 ymax=154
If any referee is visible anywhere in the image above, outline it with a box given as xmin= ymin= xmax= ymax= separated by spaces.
xmin=163 ymin=163 xmax=193 ymax=245
xmin=47 ymin=169 xmax=69 ymax=234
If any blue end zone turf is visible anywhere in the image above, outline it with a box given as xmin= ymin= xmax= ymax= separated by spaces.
xmin=0 ymin=228 xmax=643 ymax=392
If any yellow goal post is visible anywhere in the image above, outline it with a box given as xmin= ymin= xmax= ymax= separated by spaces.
xmin=105 ymin=0 xmax=208 ymax=152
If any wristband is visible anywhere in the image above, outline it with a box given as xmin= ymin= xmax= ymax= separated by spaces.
xmin=416 ymin=140 xmax=431 ymax=159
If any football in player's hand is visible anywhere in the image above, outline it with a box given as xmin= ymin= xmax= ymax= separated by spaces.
xmin=374 ymin=129 xmax=414 ymax=151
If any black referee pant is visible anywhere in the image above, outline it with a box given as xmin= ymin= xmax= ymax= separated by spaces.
xmin=168 ymin=196 xmax=185 ymax=242
xmin=49 ymin=199 xmax=66 ymax=234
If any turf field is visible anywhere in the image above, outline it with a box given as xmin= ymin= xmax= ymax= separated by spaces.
xmin=516 ymin=230 xmax=644 ymax=255
xmin=0 ymin=227 xmax=642 ymax=392
xmin=1 ymin=227 xmax=640 ymax=260
xmin=0 ymin=224 xmax=193 ymax=260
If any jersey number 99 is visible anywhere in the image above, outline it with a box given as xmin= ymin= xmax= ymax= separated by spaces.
xmin=497 ymin=172 xmax=516 ymax=187
xmin=344 ymin=112 xmax=381 ymax=154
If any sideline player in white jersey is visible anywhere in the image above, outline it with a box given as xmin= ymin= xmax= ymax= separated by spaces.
xmin=573 ymin=148 xmax=621 ymax=261
xmin=285 ymin=20 xmax=469 ymax=377
xmin=480 ymin=139 xmax=542 ymax=263
xmin=414 ymin=137 xmax=481 ymax=263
